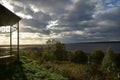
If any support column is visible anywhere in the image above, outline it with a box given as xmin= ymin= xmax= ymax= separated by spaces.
xmin=17 ymin=22 xmax=19 ymax=62
xmin=10 ymin=26 xmax=12 ymax=55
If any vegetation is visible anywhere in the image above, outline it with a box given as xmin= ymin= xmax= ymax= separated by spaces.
xmin=0 ymin=40 xmax=120 ymax=80
xmin=102 ymin=48 xmax=115 ymax=72
xmin=53 ymin=42 xmax=67 ymax=61
xmin=21 ymin=56 xmax=68 ymax=80
xmin=101 ymin=48 xmax=120 ymax=80
xmin=70 ymin=50 xmax=88 ymax=64
xmin=90 ymin=50 xmax=104 ymax=64
xmin=0 ymin=56 xmax=68 ymax=80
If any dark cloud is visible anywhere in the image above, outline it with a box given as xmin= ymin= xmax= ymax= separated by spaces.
xmin=21 ymin=27 xmax=50 ymax=35
xmin=8 ymin=0 xmax=120 ymax=43
xmin=11 ymin=0 xmax=72 ymax=14
xmin=56 ymin=0 xmax=96 ymax=33
xmin=65 ymin=0 xmax=95 ymax=22
xmin=96 ymin=8 xmax=120 ymax=26
xmin=21 ymin=10 xmax=51 ymax=29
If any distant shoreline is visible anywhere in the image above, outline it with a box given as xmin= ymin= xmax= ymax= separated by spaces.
xmin=0 ymin=41 xmax=120 ymax=53
xmin=0 ymin=41 xmax=120 ymax=46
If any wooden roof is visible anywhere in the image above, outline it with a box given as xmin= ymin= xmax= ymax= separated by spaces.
xmin=0 ymin=4 xmax=21 ymax=26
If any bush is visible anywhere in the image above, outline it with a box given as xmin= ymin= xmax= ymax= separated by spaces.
xmin=67 ymin=51 xmax=73 ymax=61
xmin=101 ymin=48 xmax=119 ymax=80
xmin=53 ymin=42 xmax=68 ymax=61
xmin=20 ymin=49 xmax=43 ymax=61
xmin=90 ymin=50 xmax=104 ymax=64
xmin=101 ymin=48 xmax=115 ymax=72
xmin=44 ymin=40 xmax=68 ymax=61
xmin=114 ymin=53 xmax=120 ymax=67
xmin=71 ymin=50 xmax=88 ymax=64
xmin=20 ymin=56 xmax=68 ymax=80
xmin=42 ymin=52 xmax=56 ymax=62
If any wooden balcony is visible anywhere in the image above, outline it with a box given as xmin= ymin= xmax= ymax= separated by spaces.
xmin=0 ymin=4 xmax=21 ymax=63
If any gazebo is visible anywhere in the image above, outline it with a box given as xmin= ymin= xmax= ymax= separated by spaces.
xmin=0 ymin=4 xmax=21 ymax=62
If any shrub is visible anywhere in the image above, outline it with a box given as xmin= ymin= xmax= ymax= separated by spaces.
xmin=44 ymin=40 xmax=68 ymax=61
xmin=20 ymin=49 xmax=43 ymax=61
xmin=90 ymin=50 xmax=104 ymax=64
xmin=67 ymin=51 xmax=73 ymax=61
xmin=53 ymin=42 xmax=68 ymax=61
xmin=101 ymin=48 xmax=115 ymax=72
xmin=71 ymin=50 xmax=88 ymax=64
xmin=114 ymin=53 xmax=120 ymax=67
xmin=21 ymin=56 xmax=68 ymax=80
xmin=42 ymin=52 xmax=56 ymax=62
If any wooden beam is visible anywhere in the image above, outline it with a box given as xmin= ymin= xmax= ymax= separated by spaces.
xmin=17 ymin=22 xmax=19 ymax=62
xmin=10 ymin=26 xmax=12 ymax=55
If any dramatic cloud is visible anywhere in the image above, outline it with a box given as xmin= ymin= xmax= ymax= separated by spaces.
xmin=0 ymin=0 xmax=120 ymax=44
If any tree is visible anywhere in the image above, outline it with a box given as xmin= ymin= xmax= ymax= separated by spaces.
xmin=53 ymin=42 xmax=67 ymax=61
xmin=44 ymin=39 xmax=56 ymax=54
xmin=101 ymin=48 xmax=115 ymax=72
xmin=101 ymin=48 xmax=119 ymax=79
xmin=71 ymin=50 xmax=88 ymax=64
xmin=90 ymin=50 xmax=104 ymax=64
xmin=43 ymin=39 xmax=67 ymax=61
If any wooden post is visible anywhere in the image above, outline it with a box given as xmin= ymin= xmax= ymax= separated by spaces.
xmin=10 ymin=26 xmax=12 ymax=55
xmin=17 ymin=22 xmax=19 ymax=62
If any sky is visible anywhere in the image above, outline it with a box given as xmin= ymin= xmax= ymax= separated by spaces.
xmin=0 ymin=0 xmax=120 ymax=45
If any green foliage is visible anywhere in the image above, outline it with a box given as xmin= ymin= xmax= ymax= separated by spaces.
xmin=67 ymin=51 xmax=73 ymax=61
xmin=21 ymin=56 xmax=68 ymax=80
xmin=53 ymin=42 xmax=68 ymax=61
xmin=90 ymin=50 xmax=104 ymax=64
xmin=42 ymin=52 xmax=56 ymax=62
xmin=45 ymin=39 xmax=58 ymax=54
xmin=44 ymin=44 xmax=56 ymax=55
xmin=1 ymin=45 xmax=120 ymax=80
xmin=80 ymin=64 xmax=104 ymax=80
xmin=71 ymin=50 xmax=88 ymax=64
xmin=20 ymin=48 xmax=43 ymax=61
xmin=102 ymin=48 xmax=115 ymax=72
xmin=20 ymin=50 xmax=27 ymax=57
xmin=42 ymin=39 xmax=68 ymax=61
xmin=20 ymin=46 xmax=120 ymax=80
xmin=101 ymin=48 xmax=120 ymax=80
xmin=114 ymin=53 xmax=120 ymax=67
xmin=0 ymin=59 xmax=27 ymax=80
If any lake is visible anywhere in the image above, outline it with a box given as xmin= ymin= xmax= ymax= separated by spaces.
xmin=66 ymin=41 xmax=120 ymax=53
xmin=0 ymin=41 xmax=120 ymax=53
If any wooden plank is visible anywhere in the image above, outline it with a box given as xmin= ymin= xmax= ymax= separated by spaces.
xmin=0 ymin=55 xmax=14 ymax=59
xmin=0 ymin=55 xmax=15 ymax=64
